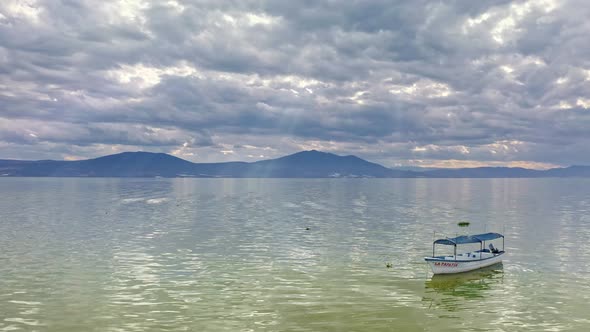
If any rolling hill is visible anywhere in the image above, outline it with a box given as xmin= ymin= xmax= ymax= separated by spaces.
xmin=1 ymin=150 xmax=589 ymax=178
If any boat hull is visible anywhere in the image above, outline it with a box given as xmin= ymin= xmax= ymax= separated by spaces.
xmin=425 ymin=252 xmax=504 ymax=274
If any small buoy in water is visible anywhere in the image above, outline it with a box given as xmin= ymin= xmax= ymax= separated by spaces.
xmin=386 ymin=263 xmax=393 ymax=268
xmin=457 ymin=221 xmax=470 ymax=227
xmin=305 ymin=227 xmax=310 ymax=230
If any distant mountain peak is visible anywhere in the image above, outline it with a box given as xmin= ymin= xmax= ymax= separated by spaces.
xmin=270 ymin=150 xmax=338 ymax=161
xmin=97 ymin=151 xmax=168 ymax=157
xmin=290 ymin=149 xmax=331 ymax=156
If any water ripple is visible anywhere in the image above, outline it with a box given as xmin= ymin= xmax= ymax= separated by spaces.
xmin=1 ymin=178 xmax=590 ymax=331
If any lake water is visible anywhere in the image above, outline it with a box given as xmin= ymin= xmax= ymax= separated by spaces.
xmin=1 ymin=178 xmax=590 ymax=331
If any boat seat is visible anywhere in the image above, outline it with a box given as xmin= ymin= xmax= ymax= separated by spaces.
xmin=489 ymin=243 xmax=499 ymax=254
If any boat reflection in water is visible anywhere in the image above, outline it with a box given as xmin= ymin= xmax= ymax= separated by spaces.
xmin=423 ymin=263 xmax=504 ymax=312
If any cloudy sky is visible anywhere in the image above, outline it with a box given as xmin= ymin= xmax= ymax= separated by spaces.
xmin=1 ymin=0 xmax=590 ymax=168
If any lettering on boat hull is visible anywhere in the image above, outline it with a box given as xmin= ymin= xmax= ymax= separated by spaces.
xmin=434 ymin=262 xmax=458 ymax=267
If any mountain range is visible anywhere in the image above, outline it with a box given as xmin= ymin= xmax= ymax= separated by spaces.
xmin=1 ymin=150 xmax=590 ymax=178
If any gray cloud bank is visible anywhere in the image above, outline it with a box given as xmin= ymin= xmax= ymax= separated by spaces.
xmin=1 ymin=0 xmax=589 ymax=168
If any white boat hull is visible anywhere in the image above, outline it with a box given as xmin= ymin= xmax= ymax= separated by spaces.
xmin=425 ymin=252 xmax=504 ymax=274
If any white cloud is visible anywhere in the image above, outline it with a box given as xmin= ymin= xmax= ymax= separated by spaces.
xmin=576 ymin=98 xmax=590 ymax=109
xmin=2 ymin=0 xmax=42 ymax=24
xmin=108 ymin=62 xmax=199 ymax=89
xmin=389 ymin=79 xmax=453 ymax=98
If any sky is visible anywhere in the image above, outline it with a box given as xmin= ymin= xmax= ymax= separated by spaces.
xmin=1 ymin=0 xmax=590 ymax=169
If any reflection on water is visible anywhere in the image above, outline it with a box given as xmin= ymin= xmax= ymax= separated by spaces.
xmin=423 ymin=263 xmax=504 ymax=312
xmin=1 ymin=178 xmax=590 ymax=331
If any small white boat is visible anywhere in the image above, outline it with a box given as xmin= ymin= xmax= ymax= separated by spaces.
xmin=425 ymin=232 xmax=505 ymax=274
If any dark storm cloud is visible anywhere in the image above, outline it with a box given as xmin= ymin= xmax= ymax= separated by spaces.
xmin=1 ymin=0 xmax=590 ymax=167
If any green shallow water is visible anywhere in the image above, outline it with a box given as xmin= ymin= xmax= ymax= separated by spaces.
xmin=1 ymin=178 xmax=589 ymax=331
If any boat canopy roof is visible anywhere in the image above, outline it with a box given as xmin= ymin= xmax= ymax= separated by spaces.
xmin=433 ymin=232 xmax=504 ymax=246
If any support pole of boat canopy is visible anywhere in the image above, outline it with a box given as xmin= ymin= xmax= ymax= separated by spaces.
xmin=503 ymin=237 xmax=505 ymax=251
xmin=454 ymin=244 xmax=457 ymax=261
xmin=432 ymin=242 xmax=435 ymax=257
